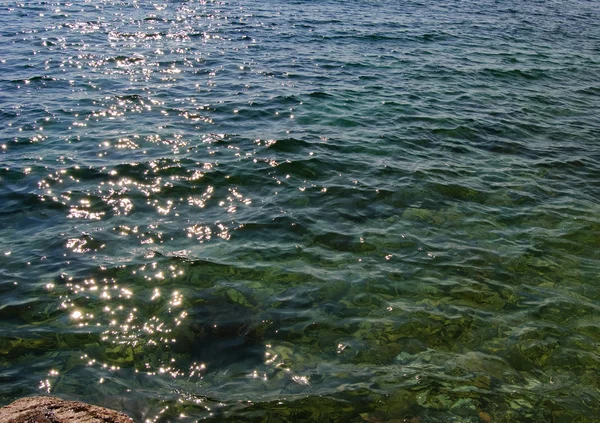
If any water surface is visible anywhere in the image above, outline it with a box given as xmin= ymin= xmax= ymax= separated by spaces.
xmin=1 ymin=0 xmax=600 ymax=422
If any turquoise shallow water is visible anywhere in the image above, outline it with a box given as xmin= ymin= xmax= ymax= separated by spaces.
xmin=1 ymin=0 xmax=600 ymax=421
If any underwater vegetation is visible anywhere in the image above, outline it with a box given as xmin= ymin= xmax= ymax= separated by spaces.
xmin=2 ymin=219 xmax=600 ymax=423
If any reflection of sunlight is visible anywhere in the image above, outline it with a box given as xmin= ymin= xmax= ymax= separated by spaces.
xmin=291 ymin=375 xmax=311 ymax=386
xmin=186 ymin=224 xmax=212 ymax=241
xmin=48 ymin=260 xmax=197 ymax=385
xmin=47 ymin=256 xmax=319 ymax=411
xmin=185 ymin=221 xmax=237 ymax=242
xmin=66 ymin=238 xmax=90 ymax=253
xmin=248 ymin=369 xmax=268 ymax=381
xmin=67 ymin=207 xmax=105 ymax=220
xmin=169 ymin=291 xmax=183 ymax=307
xmin=38 ymin=379 xmax=52 ymax=393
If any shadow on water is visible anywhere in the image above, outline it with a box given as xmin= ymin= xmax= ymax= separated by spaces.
xmin=171 ymin=303 xmax=267 ymax=371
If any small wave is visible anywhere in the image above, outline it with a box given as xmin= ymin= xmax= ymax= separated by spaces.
xmin=425 ymin=182 xmax=489 ymax=204
xmin=8 ymin=75 xmax=57 ymax=84
xmin=307 ymin=91 xmax=333 ymax=98
xmin=479 ymin=67 xmax=550 ymax=81
xmin=106 ymin=56 xmax=145 ymax=64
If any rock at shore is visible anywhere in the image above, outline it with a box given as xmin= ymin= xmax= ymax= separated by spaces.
xmin=0 ymin=396 xmax=133 ymax=423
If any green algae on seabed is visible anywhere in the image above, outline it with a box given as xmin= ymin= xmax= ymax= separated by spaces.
xmin=4 ymin=227 xmax=600 ymax=422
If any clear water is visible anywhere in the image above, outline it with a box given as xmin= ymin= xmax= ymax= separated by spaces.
xmin=1 ymin=0 xmax=599 ymax=422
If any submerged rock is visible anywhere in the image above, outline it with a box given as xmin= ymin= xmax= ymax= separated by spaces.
xmin=0 ymin=396 xmax=132 ymax=423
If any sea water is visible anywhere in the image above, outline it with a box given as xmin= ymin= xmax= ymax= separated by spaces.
xmin=1 ymin=0 xmax=599 ymax=422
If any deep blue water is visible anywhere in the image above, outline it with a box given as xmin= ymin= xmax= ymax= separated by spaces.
xmin=1 ymin=0 xmax=600 ymax=422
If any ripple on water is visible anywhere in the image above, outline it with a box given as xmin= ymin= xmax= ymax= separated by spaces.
xmin=1 ymin=0 xmax=600 ymax=421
